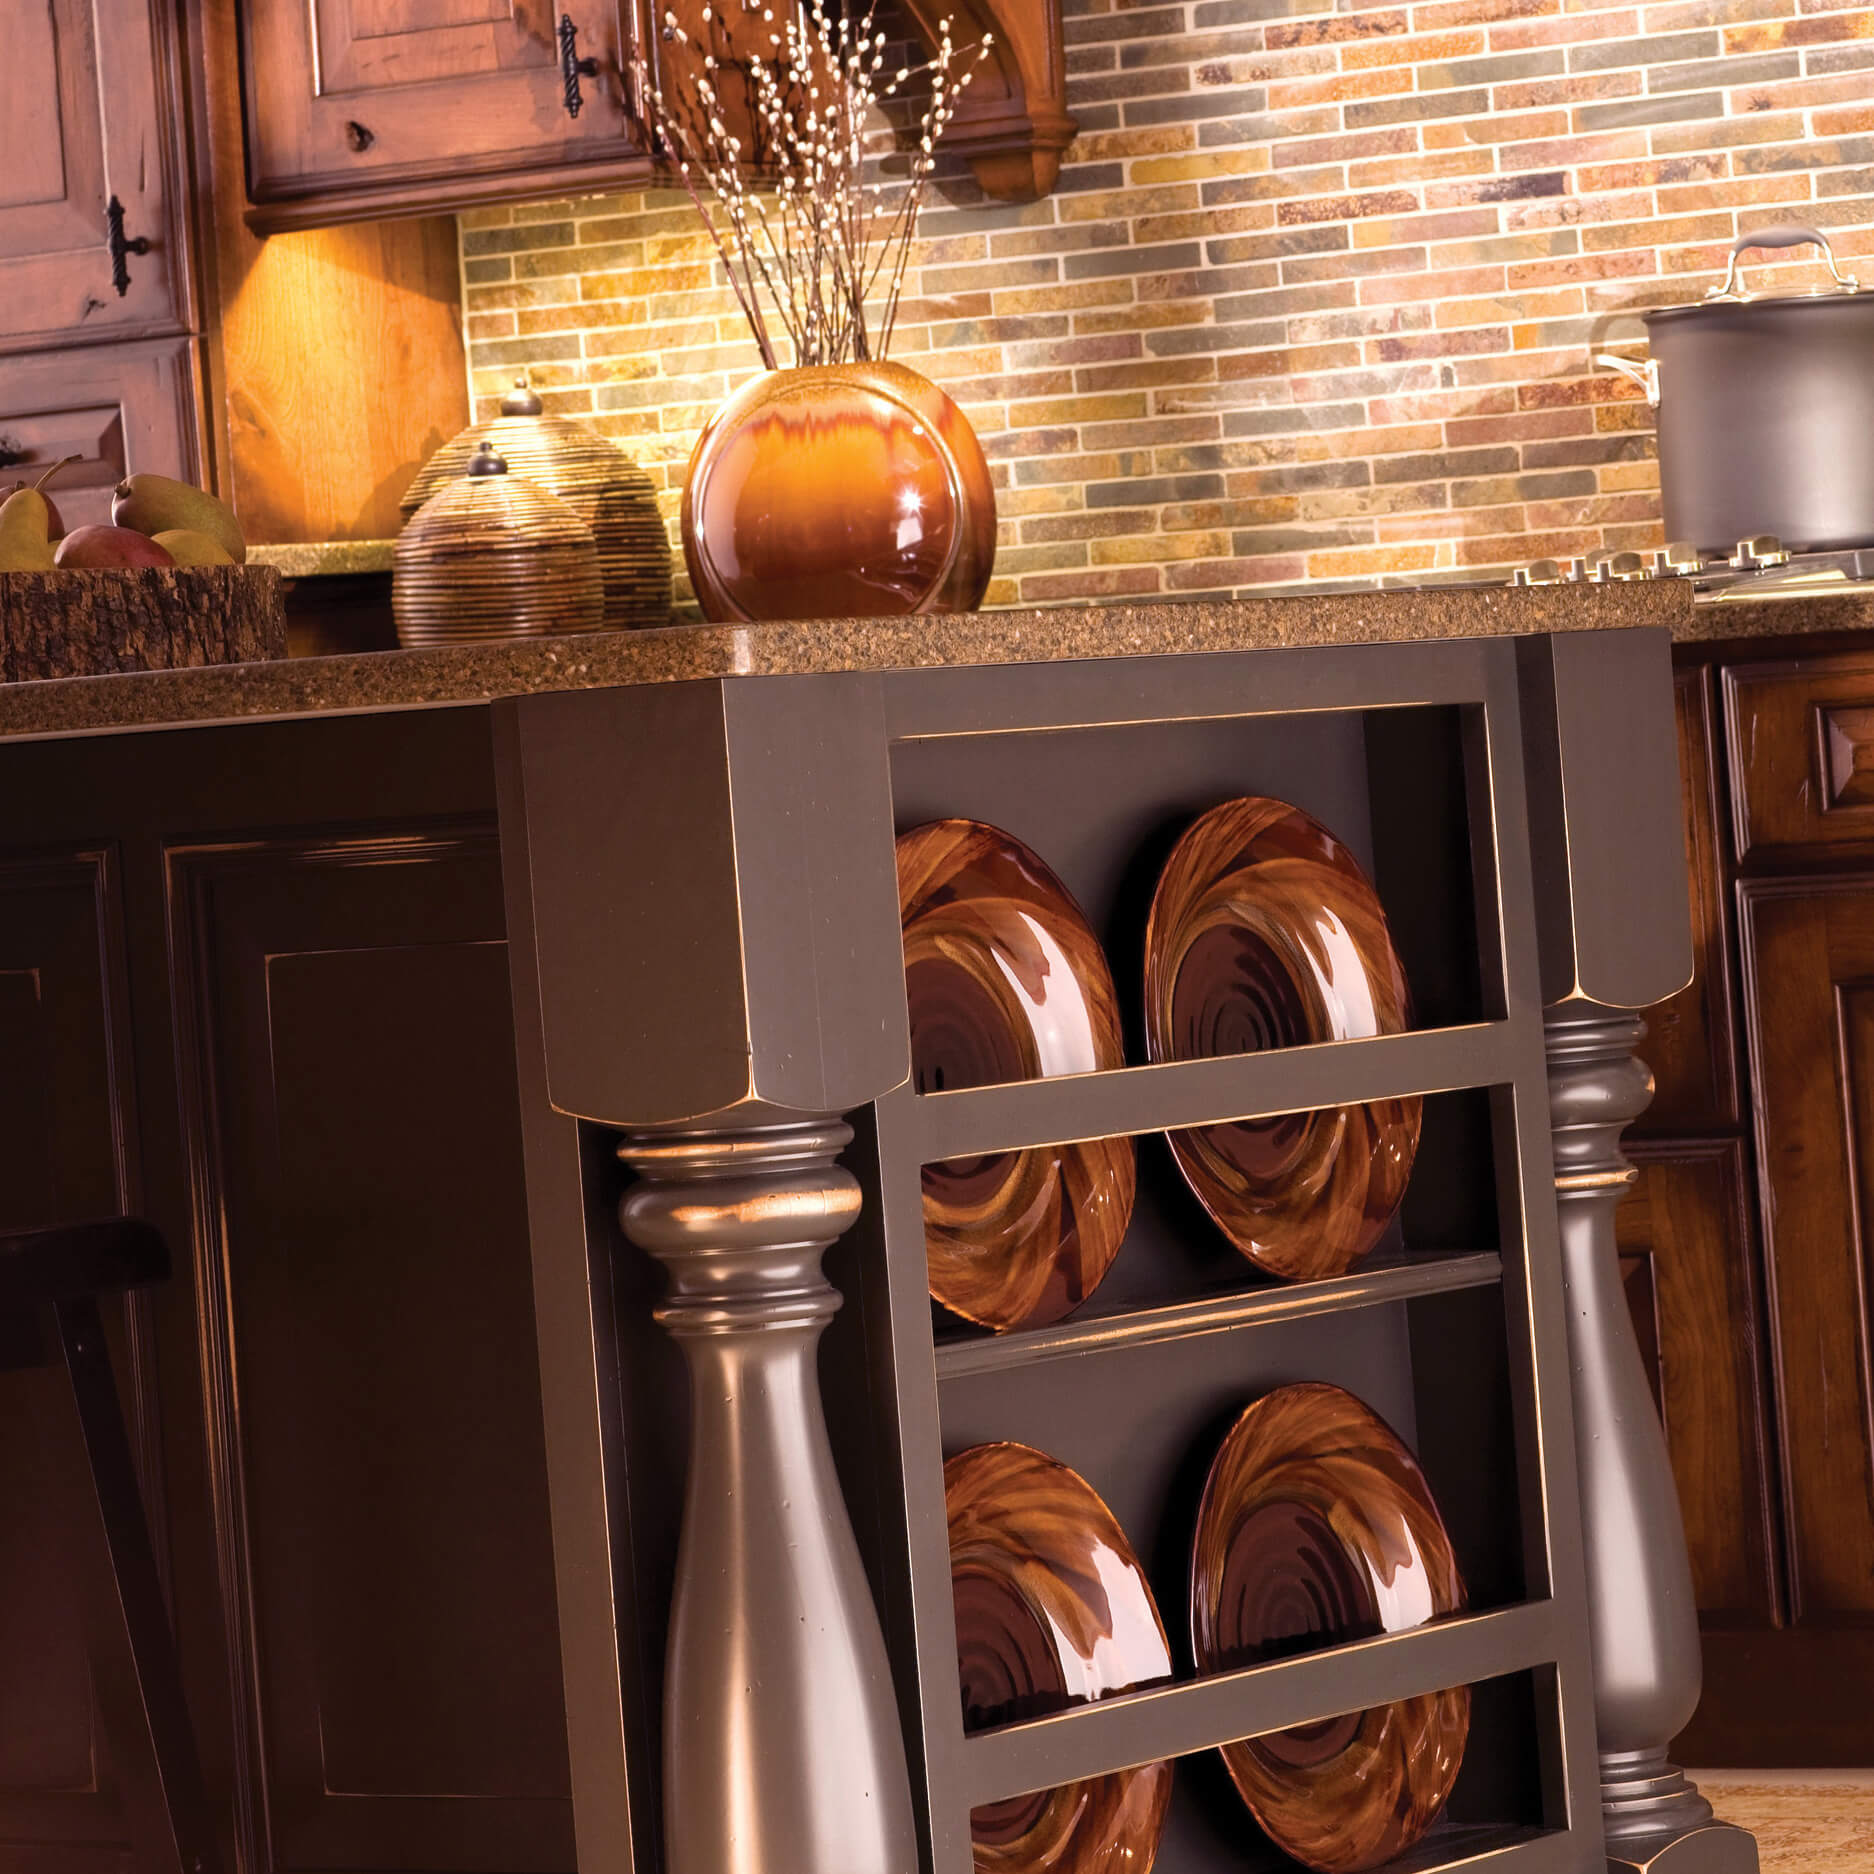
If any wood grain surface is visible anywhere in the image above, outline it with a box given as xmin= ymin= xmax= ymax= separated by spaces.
xmin=946 ymin=1441 xmax=1173 ymax=1874
xmin=1190 ymin=1382 xmax=1469 ymax=1874
xmin=899 ymin=820 xmax=1136 ymax=1333
xmin=1144 ymin=797 xmax=1421 ymax=1283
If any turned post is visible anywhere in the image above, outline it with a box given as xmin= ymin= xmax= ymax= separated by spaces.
xmin=1516 ymin=630 xmax=1757 ymax=1874
xmin=494 ymin=675 xmax=914 ymax=1874
xmin=1544 ymin=1006 xmax=1755 ymax=1874
xmin=617 ymin=1119 xmax=918 ymax=1874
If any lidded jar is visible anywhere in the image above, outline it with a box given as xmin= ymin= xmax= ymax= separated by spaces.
xmin=402 ymin=375 xmax=673 ymax=630
xmin=393 ymin=443 xmax=603 ymax=648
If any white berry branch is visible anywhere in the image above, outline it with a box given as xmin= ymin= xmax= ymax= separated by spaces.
xmin=636 ymin=3 xmax=992 ymax=367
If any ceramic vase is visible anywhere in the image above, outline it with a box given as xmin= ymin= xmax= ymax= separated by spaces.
xmin=681 ymin=361 xmax=997 ymax=623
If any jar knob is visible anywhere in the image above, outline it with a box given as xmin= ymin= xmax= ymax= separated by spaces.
xmin=499 ymin=374 xmax=546 ymax=418
xmin=468 ymin=441 xmax=509 ymax=476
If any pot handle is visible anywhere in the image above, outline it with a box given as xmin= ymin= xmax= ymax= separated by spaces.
xmin=1593 ymin=352 xmax=1660 ymax=408
xmin=1706 ymin=224 xmax=1860 ymax=301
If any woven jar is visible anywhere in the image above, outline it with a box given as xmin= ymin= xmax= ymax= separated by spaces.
xmin=402 ymin=376 xmax=672 ymax=630
xmin=393 ymin=444 xmax=603 ymax=648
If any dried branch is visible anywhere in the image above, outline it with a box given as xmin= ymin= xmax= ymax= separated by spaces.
xmin=636 ymin=3 xmax=990 ymax=367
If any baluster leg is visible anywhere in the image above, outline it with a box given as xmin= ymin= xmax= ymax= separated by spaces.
xmin=616 ymin=1117 xmax=919 ymax=1874
xmin=1544 ymin=1004 xmax=1757 ymax=1874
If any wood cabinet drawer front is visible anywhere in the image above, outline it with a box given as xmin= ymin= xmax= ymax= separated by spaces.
xmin=1725 ymin=651 xmax=1874 ymax=861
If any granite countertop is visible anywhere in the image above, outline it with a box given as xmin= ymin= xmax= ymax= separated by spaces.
xmin=248 ymin=540 xmax=397 ymax=578
xmin=0 ymin=585 xmax=1708 ymax=742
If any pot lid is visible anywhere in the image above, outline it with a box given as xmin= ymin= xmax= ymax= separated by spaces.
xmin=1644 ymin=224 xmax=1867 ymax=325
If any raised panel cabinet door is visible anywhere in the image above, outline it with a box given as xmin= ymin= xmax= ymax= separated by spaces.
xmin=0 ymin=338 xmax=201 ymax=530
xmin=0 ymin=848 xmax=153 ymax=1870
xmin=1739 ymin=873 xmax=1874 ymax=1628
xmin=1616 ymin=1142 xmax=1779 ymax=1628
xmin=0 ymin=0 xmax=189 ymax=351
xmin=240 ymin=0 xmax=650 ymax=229
xmin=1640 ymin=664 xmax=1740 ymax=1133
xmin=168 ymin=826 xmax=575 ymax=1874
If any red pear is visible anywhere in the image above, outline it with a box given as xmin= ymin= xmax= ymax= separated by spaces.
xmin=55 ymin=525 xmax=177 ymax=569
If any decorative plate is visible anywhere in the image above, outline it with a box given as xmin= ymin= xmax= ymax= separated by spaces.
xmin=1142 ymin=796 xmax=1421 ymax=1282
xmin=898 ymin=820 xmax=1136 ymax=1331
xmin=1189 ymin=1383 xmax=1471 ymax=1874
xmin=947 ymin=1442 xmax=1175 ymax=1874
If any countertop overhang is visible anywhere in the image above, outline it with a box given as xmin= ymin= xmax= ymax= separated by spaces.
xmin=0 ymin=581 xmax=1857 ymax=743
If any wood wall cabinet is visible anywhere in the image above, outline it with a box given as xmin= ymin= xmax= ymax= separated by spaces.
xmin=0 ymin=0 xmax=192 ymax=352
xmin=238 ymin=0 xmax=656 ymax=231
xmin=0 ymin=338 xmax=203 ymax=529
xmin=232 ymin=0 xmax=1074 ymax=231
xmin=1640 ymin=632 xmax=1874 ymax=1765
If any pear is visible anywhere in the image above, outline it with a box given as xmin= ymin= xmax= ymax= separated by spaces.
xmin=55 ymin=525 xmax=177 ymax=569
xmin=151 ymin=528 xmax=235 ymax=566
xmin=0 ymin=456 xmax=82 ymax=570
xmin=112 ymin=473 xmax=245 ymax=563
xmin=0 ymin=485 xmax=57 ymax=571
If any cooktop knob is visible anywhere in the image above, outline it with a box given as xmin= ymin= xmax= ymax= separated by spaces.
xmin=1513 ymin=559 xmax=1565 ymax=586
xmin=1732 ymin=534 xmax=1792 ymax=570
xmin=1656 ymin=542 xmax=1704 ymax=576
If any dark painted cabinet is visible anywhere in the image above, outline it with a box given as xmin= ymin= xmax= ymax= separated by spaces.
xmin=1639 ymin=636 xmax=1874 ymax=1764
xmin=0 ymin=718 xmax=575 ymax=1874
xmin=0 ymin=0 xmax=191 ymax=352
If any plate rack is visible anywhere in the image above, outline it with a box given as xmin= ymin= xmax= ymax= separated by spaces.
xmin=494 ymin=621 xmax=1709 ymax=1874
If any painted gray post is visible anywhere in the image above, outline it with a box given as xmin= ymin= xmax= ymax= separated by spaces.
xmin=617 ymin=1118 xmax=920 ymax=1874
xmin=1544 ymin=1004 xmax=1757 ymax=1874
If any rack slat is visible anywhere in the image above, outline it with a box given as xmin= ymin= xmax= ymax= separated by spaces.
xmin=1379 ymin=1826 xmax=1572 ymax=1874
xmin=934 ymin=1250 xmax=1503 ymax=1380
xmin=913 ymin=1022 xmax=1515 ymax=1163
xmin=959 ymin=1600 xmax=1558 ymax=1807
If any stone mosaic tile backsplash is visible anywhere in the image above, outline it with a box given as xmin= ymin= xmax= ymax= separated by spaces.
xmin=459 ymin=0 xmax=1874 ymax=615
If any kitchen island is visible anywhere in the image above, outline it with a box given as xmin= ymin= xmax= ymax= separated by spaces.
xmin=0 ymin=587 xmax=1750 ymax=1874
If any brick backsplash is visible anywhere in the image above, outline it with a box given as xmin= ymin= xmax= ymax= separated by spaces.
xmin=458 ymin=0 xmax=1874 ymax=614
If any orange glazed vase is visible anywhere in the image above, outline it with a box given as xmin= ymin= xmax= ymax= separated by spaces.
xmin=681 ymin=361 xmax=997 ymax=622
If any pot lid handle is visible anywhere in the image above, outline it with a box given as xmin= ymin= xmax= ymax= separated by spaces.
xmin=1706 ymin=225 xmax=1860 ymax=302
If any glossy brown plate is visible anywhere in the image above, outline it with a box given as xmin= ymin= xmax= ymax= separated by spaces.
xmin=899 ymin=820 xmax=1136 ymax=1331
xmin=1142 ymin=796 xmax=1421 ymax=1282
xmin=947 ymin=1442 xmax=1174 ymax=1874
xmin=1190 ymin=1382 xmax=1470 ymax=1874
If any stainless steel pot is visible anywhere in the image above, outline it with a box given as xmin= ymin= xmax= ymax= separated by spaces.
xmin=1595 ymin=226 xmax=1874 ymax=554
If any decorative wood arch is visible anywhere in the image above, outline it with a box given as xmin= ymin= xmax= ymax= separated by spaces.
xmin=897 ymin=0 xmax=1075 ymax=200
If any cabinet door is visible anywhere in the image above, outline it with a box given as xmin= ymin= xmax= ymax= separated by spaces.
xmin=0 ymin=849 xmax=151 ymax=1871
xmin=0 ymin=0 xmax=189 ymax=351
xmin=1641 ymin=664 xmax=1740 ymax=1133
xmin=1616 ymin=1143 xmax=1778 ymax=1627
xmin=168 ymin=825 xmax=575 ymax=1873
xmin=241 ymin=0 xmax=651 ymax=230
xmin=0 ymin=338 xmax=200 ymax=532
xmin=1739 ymin=874 xmax=1874 ymax=1622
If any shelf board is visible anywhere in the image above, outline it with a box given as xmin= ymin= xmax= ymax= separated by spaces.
xmin=958 ymin=1600 xmax=1558 ymax=1808
xmin=911 ymin=1022 xmax=1515 ymax=1163
xmin=934 ymin=1250 xmax=1503 ymax=1380
xmin=1377 ymin=1826 xmax=1571 ymax=1874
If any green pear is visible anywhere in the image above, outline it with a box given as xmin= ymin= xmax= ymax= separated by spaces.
xmin=112 ymin=474 xmax=246 ymax=563
xmin=0 ymin=484 xmax=56 ymax=571
xmin=0 ymin=456 xmax=81 ymax=570
xmin=151 ymin=528 xmax=235 ymax=566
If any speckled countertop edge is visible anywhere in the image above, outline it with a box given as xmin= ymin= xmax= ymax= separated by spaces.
xmin=248 ymin=540 xmax=397 ymax=577
xmin=0 ymin=580 xmax=1799 ymax=743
